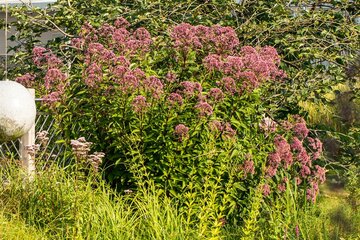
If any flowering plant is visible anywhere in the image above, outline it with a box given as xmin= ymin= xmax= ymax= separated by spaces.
xmin=16 ymin=19 xmax=325 ymax=228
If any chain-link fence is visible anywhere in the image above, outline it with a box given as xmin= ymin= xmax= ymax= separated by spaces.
xmin=0 ymin=101 xmax=65 ymax=165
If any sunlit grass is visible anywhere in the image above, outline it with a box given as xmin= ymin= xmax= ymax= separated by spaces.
xmin=317 ymin=179 xmax=360 ymax=239
xmin=299 ymin=82 xmax=359 ymax=131
xmin=0 ymin=212 xmax=46 ymax=240
xmin=299 ymin=100 xmax=337 ymax=128
xmin=0 ymin=161 xmax=200 ymax=239
xmin=1 ymin=160 xmax=359 ymax=239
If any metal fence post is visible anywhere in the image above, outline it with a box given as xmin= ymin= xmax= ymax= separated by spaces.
xmin=19 ymin=89 xmax=36 ymax=179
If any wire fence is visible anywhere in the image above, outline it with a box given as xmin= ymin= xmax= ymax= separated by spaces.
xmin=0 ymin=101 xmax=65 ymax=165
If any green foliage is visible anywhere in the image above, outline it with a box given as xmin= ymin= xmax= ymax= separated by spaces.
xmin=3 ymin=0 xmax=358 ymax=169
xmin=317 ymin=181 xmax=360 ymax=239
xmin=5 ymin=0 xmax=359 ymax=95
xmin=346 ymin=164 xmax=360 ymax=209
xmin=0 ymin=160 xmax=198 ymax=239
xmin=0 ymin=212 xmax=46 ymax=240
xmin=2 ymin=159 xmax=359 ymax=239
xmin=2 ymin=13 xmax=331 ymax=231
xmin=240 ymin=185 xmax=263 ymax=239
xmin=0 ymin=1 xmax=358 ymax=238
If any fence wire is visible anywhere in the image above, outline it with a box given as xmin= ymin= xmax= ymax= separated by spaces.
xmin=0 ymin=104 xmax=65 ymax=166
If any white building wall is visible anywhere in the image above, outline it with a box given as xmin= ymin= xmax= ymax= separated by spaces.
xmin=0 ymin=1 xmax=62 ymax=56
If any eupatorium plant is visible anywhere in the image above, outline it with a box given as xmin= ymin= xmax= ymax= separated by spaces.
xmin=15 ymin=18 xmax=325 ymax=228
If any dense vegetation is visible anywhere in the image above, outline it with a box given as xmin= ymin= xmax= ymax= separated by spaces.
xmin=1 ymin=159 xmax=358 ymax=239
xmin=3 ymin=0 xmax=359 ymax=166
xmin=0 ymin=0 xmax=359 ymax=239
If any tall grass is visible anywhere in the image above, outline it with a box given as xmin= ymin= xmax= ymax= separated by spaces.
xmin=0 ymin=212 xmax=46 ymax=240
xmin=1 ymin=159 xmax=359 ymax=239
xmin=0 ymin=160 xmax=197 ymax=240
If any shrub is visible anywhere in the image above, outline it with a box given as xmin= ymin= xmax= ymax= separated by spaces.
xmin=15 ymin=20 xmax=327 ymax=231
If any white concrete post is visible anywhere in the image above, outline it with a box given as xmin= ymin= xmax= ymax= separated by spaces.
xmin=19 ymin=88 xmax=36 ymax=179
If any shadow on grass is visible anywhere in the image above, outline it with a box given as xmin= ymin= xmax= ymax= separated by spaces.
xmin=319 ymin=178 xmax=360 ymax=239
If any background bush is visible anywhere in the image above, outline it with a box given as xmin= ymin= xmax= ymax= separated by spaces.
xmin=2 ymin=0 xmax=358 ymax=169
xmin=0 ymin=1 xmax=358 ymax=239
xmin=10 ymin=19 xmax=328 ymax=232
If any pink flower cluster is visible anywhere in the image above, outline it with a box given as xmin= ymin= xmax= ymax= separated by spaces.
xmin=70 ymin=137 xmax=92 ymax=159
xmin=171 ymin=23 xmax=239 ymax=54
xmin=32 ymin=46 xmax=47 ymax=66
xmin=266 ymin=135 xmax=293 ymax=177
xmin=72 ymin=20 xmax=167 ymax=99
xmin=306 ymin=181 xmax=319 ymax=202
xmin=263 ymin=184 xmax=271 ymax=197
xmin=82 ymin=45 xmax=164 ymax=98
xmin=209 ymin=120 xmax=223 ymax=132
xmin=264 ymin=117 xmax=325 ymax=202
xmin=85 ymin=43 xmax=115 ymax=65
xmin=277 ymin=182 xmax=286 ymax=193
xmin=240 ymin=159 xmax=255 ymax=176
xmin=32 ymin=46 xmax=63 ymax=68
xmin=28 ymin=46 xmax=68 ymax=105
xmin=15 ymin=73 xmax=35 ymax=88
xmin=165 ymin=72 xmax=177 ymax=83
xmin=78 ymin=18 xmax=152 ymax=57
xmin=314 ymin=165 xmax=326 ymax=184
xmin=79 ymin=22 xmax=98 ymax=42
xmin=195 ymin=101 xmax=213 ymax=117
xmin=275 ymin=135 xmax=293 ymax=169
xmin=84 ymin=62 xmax=103 ymax=87
xmin=167 ymin=93 xmax=183 ymax=107
xmin=71 ymin=38 xmax=84 ymax=49
xmin=207 ymin=88 xmax=224 ymax=102
xmin=204 ymin=46 xmax=285 ymax=94
xmin=114 ymin=17 xmax=130 ymax=28
xmin=43 ymin=91 xmax=62 ymax=103
xmin=209 ymin=120 xmax=237 ymax=139
xmin=307 ymin=137 xmax=323 ymax=160
xmin=69 ymin=19 xmax=156 ymax=95
xmin=143 ymin=76 xmax=164 ymax=99
xmin=70 ymin=137 xmax=105 ymax=172
xmin=292 ymin=116 xmax=309 ymax=140
xmin=179 ymin=81 xmax=203 ymax=98
xmin=132 ymin=95 xmax=149 ymax=113
xmin=42 ymin=67 xmax=67 ymax=105
xmin=174 ymin=81 xmax=223 ymax=118
xmin=44 ymin=68 xmax=67 ymax=90
xmin=174 ymin=124 xmax=189 ymax=142
xmin=115 ymin=68 xmax=141 ymax=93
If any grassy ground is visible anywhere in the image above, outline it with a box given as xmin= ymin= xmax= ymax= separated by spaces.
xmin=0 ymin=213 xmax=47 ymax=240
xmin=1 ymin=161 xmax=359 ymax=239
xmin=0 ymin=162 xmax=201 ymax=240
xmin=317 ymin=177 xmax=360 ymax=240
